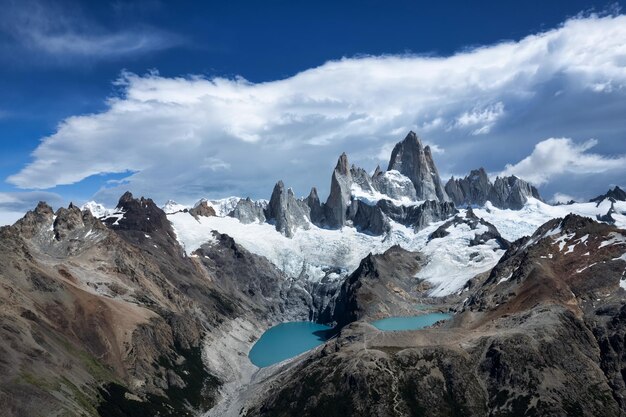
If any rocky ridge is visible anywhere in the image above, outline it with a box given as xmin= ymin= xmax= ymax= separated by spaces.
xmin=0 ymin=192 xmax=312 ymax=417
xmin=445 ymin=167 xmax=542 ymax=209
xmin=228 ymin=131 xmax=456 ymax=237
xmin=591 ymin=186 xmax=626 ymax=204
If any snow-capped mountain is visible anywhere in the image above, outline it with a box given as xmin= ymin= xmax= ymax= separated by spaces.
xmin=5 ymin=131 xmax=626 ymax=417
xmin=84 ymin=132 xmax=624 ymax=299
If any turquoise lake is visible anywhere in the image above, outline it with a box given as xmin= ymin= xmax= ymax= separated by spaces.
xmin=249 ymin=314 xmax=451 ymax=367
xmin=249 ymin=321 xmax=333 ymax=367
xmin=371 ymin=313 xmax=451 ymax=331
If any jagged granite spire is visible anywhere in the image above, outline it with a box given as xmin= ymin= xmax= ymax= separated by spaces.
xmin=387 ymin=131 xmax=449 ymax=202
xmin=445 ymin=167 xmax=492 ymax=207
xmin=266 ymin=181 xmax=311 ymax=237
xmin=490 ymin=175 xmax=541 ymax=210
xmin=324 ymin=153 xmax=353 ymax=228
xmin=306 ymin=187 xmax=325 ymax=225
xmin=229 ymin=197 xmax=267 ymax=224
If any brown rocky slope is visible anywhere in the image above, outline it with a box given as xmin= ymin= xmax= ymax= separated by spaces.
xmin=0 ymin=193 xmax=310 ymax=417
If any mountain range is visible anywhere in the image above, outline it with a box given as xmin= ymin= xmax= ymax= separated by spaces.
xmin=1 ymin=131 xmax=625 ymax=417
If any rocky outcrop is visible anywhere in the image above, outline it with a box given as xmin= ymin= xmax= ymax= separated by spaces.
xmin=490 ymin=175 xmax=541 ymax=209
xmin=12 ymin=201 xmax=54 ymax=238
xmin=591 ymin=186 xmax=626 ymax=204
xmin=445 ymin=168 xmax=492 ymax=207
xmin=324 ymin=153 xmax=353 ymax=228
xmin=429 ymin=208 xmax=509 ymax=249
xmin=189 ymin=200 xmax=217 ymax=218
xmin=306 ymin=187 xmax=325 ymax=225
xmin=383 ymin=199 xmax=457 ymax=231
xmin=327 ymin=246 xmax=426 ymax=327
xmin=597 ymin=201 xmax=617 ymax=224
xmin=350 ymin=200 xmax=390 ymax=235
xmin=108 ymin=191 xmax=174 ymax=236
xmin=228 ymin=198 xmax=266 ymax=224
xmin=371 ymin=169 xmax=417 ymax=201
xmin=387 ymin=131 xmax=449 ymax=202
xmin=265 ymin=181 xmax=311 ymax=237
xmin=350 ymin=199 xmax=457 ymax=235
xmin=445 ymin=169 xmax=542 ymax=209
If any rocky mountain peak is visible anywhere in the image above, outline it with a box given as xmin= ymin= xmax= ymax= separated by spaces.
xmin=306 ymin=187 xmax=325 ymax=225
xmin=445 ymin=167 xmax=492 ymax=207
xmin=446 ymin=169 xmax=541 ymax=210
xmin=558 ymin=213 xmax=599 ymax=232
xmin=325 ymin=153 xmax=354 ymax=228
xmin=335 ymin=152 xmax=349 ymax=176
xmin=118 ymin=191 xmax=135 ymax=207
xmin=266 ymin=181 xmax=311 ymax=237
xmin=12 ymin=201 xmax=55 ymax=238
xmin=307 ymin=187 xmax=319 ymax=201
xmin=229 ymin=197 xmax=267 ymax=224
xmin=492 ymin=175 xmax=541 ymax=209
xmin=34 ymin=201 xmax=54 ymax=217
xmin=590 ymin=185 xmax=626 ymax=204
xmin=52 ymin=203 xmax=105 ymax=242
xmin=470 ymin=213 xmax=625 ymax=316
xmin=470 ymin=167 xmax=489 ymax=179
xmin=53 ymin=203 xmax=84 ymax=240
xmin=189 ymin=200 xmax=217 ymax=218
xmin=387 ymin=131 xmax=449 ymax=202
xmin=108 ymin=191 xmax=174 ymax=237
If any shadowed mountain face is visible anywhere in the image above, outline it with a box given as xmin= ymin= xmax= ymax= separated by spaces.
xmin=243 ymin=214 xmax=626 ymax=417
xmin=0 ymin=193 xmax=311 ymax=417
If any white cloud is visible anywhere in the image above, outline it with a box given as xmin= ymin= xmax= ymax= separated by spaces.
xmin=551 ymin=193 xmax=578 ymax=204
xmin=455 ymin=102 xmax=505 ymax=135
xmin=0 ymin=0 xmax=182 ymax=61
xmin=6 ymin=13 xmax=626 ymax=203
xmin=501 ymin=138 xmax=626 ymax=185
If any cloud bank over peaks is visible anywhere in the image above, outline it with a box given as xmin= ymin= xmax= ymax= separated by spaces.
xmin=6 ymin=13 xmax=626 ymax=204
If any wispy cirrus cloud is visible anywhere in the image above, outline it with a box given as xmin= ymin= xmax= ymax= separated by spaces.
xmin=6 ymin=13 xmax=626 ymax=204
xmin=0 ymin=0 xmax=183 ymax=63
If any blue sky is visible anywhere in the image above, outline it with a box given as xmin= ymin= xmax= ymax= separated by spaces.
xmin=1 ymin=0 xmax=626 ymax=224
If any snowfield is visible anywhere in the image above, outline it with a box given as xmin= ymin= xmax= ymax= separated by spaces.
xmin=168 ymin=197 xmax=626 ymax=296
xmin=85 ymin=196 xmax=626 ymax=297
xmin=168 ymin=208 xmax=506 ymax=296
xmin=474 ymin=198 xmax=626 ymax=242
xmin=169 ymin=212 xmax=423 ymax=282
